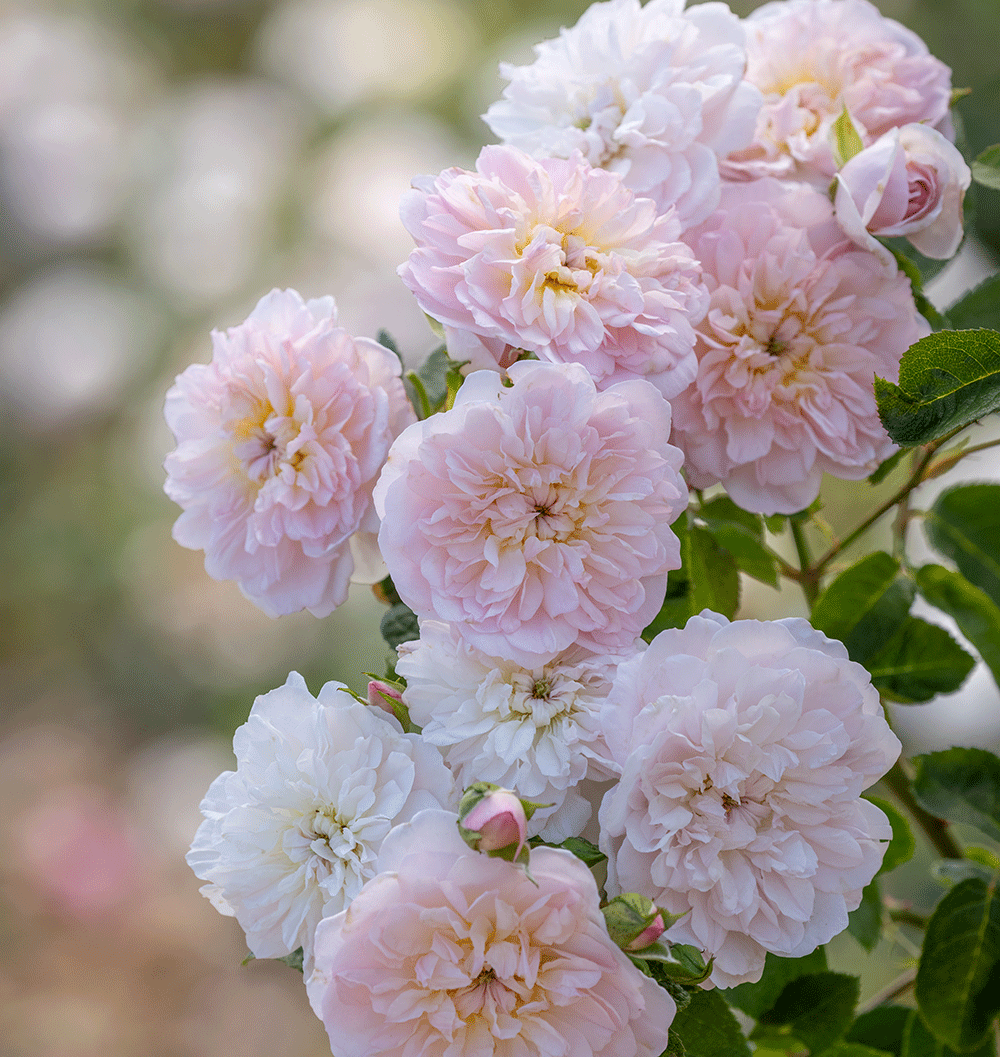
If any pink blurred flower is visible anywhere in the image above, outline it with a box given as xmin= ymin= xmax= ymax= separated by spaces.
xmin=599 ymin=611 xmax=901 ymax=988
xmin=306 ymin=809 xmax=676 ymax=1057
xmin=834 ymin=123 xmax=971 ymax=264
xmin=725 ymin=0 xmax=953 ymax=183
xmin=163 ymin=288 xmax=414 ymax=618
xmin=483 ymin=0 xmax=761 ymax=229
xmin=398 ymin=144 xmax=707 ymax=399
xmin=671 ymin=180 xmax=928 ymax=514
xmin=374 ymin=360 xmax=687 ymax=667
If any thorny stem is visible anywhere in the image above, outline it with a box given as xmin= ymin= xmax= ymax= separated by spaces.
xmin=883 ymin=760 xmax=964 ymax=861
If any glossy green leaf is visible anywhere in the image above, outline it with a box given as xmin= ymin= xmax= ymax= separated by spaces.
xmin=865 ymin=617 xmax=975 ymax=702
xmin=971 ymin=145 xmax=1000 ymax=191
xmin=846 ymin=1005 xmax=911 ymax=1056
xmin=902 ymin=1009 xmax=996 ymax=1057
xmin=915 ymin=564 xmax=1000 ymax=688
xmin=864 ymin=796 xmax=916 ymax=874
xmin=811 ymin=552 xmax=914 ymax=666
xmin=848 ymin=879 xmax=883 ymax=951
xmin=757 ymin=972 xmax=860 ymax=1055
xmin=915 ymin=876 xmax=1000 ymax=1051
xmin=913 ymin=747 xmax=1000 ymax=843
xmin=668 ymin=988 xmax=751 ymax=1057
xmin=946 ymin=275 xmax=1000 ymax=332
xmin=925 ymin=484 xmax=1000 ymax=609
xmin=698 ymin=496 xmax=778 ymax=587
xmin=724 ymin=949 xmax=828 ymax=1020
xmin=874 ymin=330 xmax=1000 ymax=446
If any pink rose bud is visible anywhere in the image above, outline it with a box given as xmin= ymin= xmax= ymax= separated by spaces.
xmin=458 ymin=784 xmax=529 ymax=862
xmin=834 ymin=123 xmax=971 ymax=265
xmin=627 ymin=913 xmax=666 ymax=951
xmin=366 ymin=679 xmax=404 ymax=713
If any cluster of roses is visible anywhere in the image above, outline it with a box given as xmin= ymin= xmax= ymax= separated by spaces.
xmin=167 ymin=1 xmax=969 ymax=1054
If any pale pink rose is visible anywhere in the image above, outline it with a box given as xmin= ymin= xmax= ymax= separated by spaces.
xmin=186 ymin=673 xmax=454 ymax=964
xmin=484 ymin=0 xmax=762 ymax=229
xmin=834 ymin=123 xmax=971 ymax=264
xmin=725 ymin=0 xmax=953 ymax=183
xmin=671 ymin=179 xmax=928 ymax=515
xmin=398 ymin=144 xmax=708 ymax=399
xmin=164 ymin=288 xmax=415 ymax=618
xmin=306 ymin=809 xmax=676 ymax=1057
xmin=396 ymin=619 xmax=627 ymax=842
xmin=374 ymin=361 xmax=687 ymax=667
xmin=599 ymin=611 xmax=901 ymax=988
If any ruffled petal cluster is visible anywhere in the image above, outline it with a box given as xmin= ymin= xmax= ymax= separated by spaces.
xmin=163 ymin=288 xmax=414 ymax=617
xmin=397 ymin=620 xmax=629 ymax=842
xmin=599 ymin=612 xmax=901 ymax=988
xmin=671 ymin=180 xmax=928 ymax=514
xmin=186 ymin=673 xmax=454 ymax=964
xmin=726 ymin=0 xmax=953 ymax=182
xmin=374 ymin=360 xmax=688 ymax=667
xmin=398 ymin=144 xmax=708 ymax=399
xmin=484 ymin=0 xmax=761 ymax=229
xmin=307 ymin=809 xmax=676 ymax=1057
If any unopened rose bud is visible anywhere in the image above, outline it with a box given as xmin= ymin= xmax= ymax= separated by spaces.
xmin=367 ymin=679 xmax=404 ymax=713
xmin=459 ymin=787 xmax=528 ymax=861
xmin=627 ymin=913 xmax=665 ymax=951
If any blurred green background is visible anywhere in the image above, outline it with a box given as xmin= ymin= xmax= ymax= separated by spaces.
xmin=0 ymin=0 xmax=996 ymax=1054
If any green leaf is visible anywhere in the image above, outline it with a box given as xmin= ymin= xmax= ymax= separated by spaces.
xmin=915 ymin=564 xmax=1000 ymax=689
xmin=698 ymin=497 xmax=778 ymax=587
xmin=404 ymin=344 xmax=456 ymax=417
xmin=724 ymin=949 xmax=828 ymax=1020
xmin=643 ymin=516 xmax=739 ymax=638
xmin=865 ymin=617 xmax=975 ymax=703
xmin=925 ymin=484 xmax=1000 ymax=609
xmin=874 ymin=329 xmax=1000 ymax=447
xmin=376 ymin=328 xmax=401 ymax=361
xmin=971 ymin=145 xmax=1000 ymax=191
xmin=864 ymin=796 xmax=916 ymax=874
xmin=846 ymin=1005 xmax=911 ymax=1056
xmin=915 ymin=875 xmax=1000 ymax=1051
xmin=869 ymin=449 xmax=907 ymax=486
xmin=833 ymin=106 xmax=865 ymax=166
xmin=811 ymin=553 xmax=915 ymax=666
xmin=902 ymin=1009 xmax=997 ymax=1057
xmin=946 ymin=275 xmax=1000 ymax=332
xmin=542 ymin=835 xmax=606 ymax=867
xmin=757 ymin=972 xmax=860 ymax=1054
xmin=380 ymin=602 xmax=420 ymax=649
xmin=668 ymin=988 xmax=751 ymax=1057
xmin=848 ymin=879 xmax=883 ymax=951
xmin=931 ymin=860 xmax=998 ymax=887
xmin=912 ymin=748 xmax=1000 ymax=843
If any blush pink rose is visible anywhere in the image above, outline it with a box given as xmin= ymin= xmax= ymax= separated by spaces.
xmin=671 ymin=179 xmax=928 ymax=515
xmin=599 ymin=611 xmax=901 ymax=988
xmin=306 ymin=809 xmax=676 ymax=1057
xmin=374 ymin=360 xmax=687 ymax=667
xmin=398 ymin=144 xmax=707 ymax=399
xmin=834 ymin=123 xmax=971 ymax=264
xmin=725 ymin=0 xmax=953 ymax=183
xmin=163 ymin=289 xmax=415 ymax=617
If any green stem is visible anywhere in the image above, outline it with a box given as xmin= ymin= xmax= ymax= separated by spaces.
xmin=888 ymin=907 xmax=930 ymax=930
xmin=856 ymin=967 xmax=917 ymax=1015
xmin=883 ymin=761 xmax=964 ymax=860
xmin=790 ymin=519 xmax=820 ymax=607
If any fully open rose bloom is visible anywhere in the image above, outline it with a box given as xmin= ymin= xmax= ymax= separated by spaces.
xmin=398 ymin=144 xmax=707 ymax=399
xmin=599 ymin=612 xmax=901 ymax=988
xmin=834 ymin=123 xmax=971 ymax=265
xmin=670 ymin=179 xmax=928 ymax=514
xmin=725 ymin=0 xmax=953 ymax=183
xmin=306 ymin=809 xmax=676 ymax=1057
xmin=374 ymin=360 xmax=687 ymax=667
xmin=483 ymin=0 xmax=761 ymax=229
xmin=186 ymin=673 xmax=453 ymax=965
xmin=163 ymin=288 xmax=414 ymax=617
xmin=396 ymin=619 xmax=628 ymax=842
